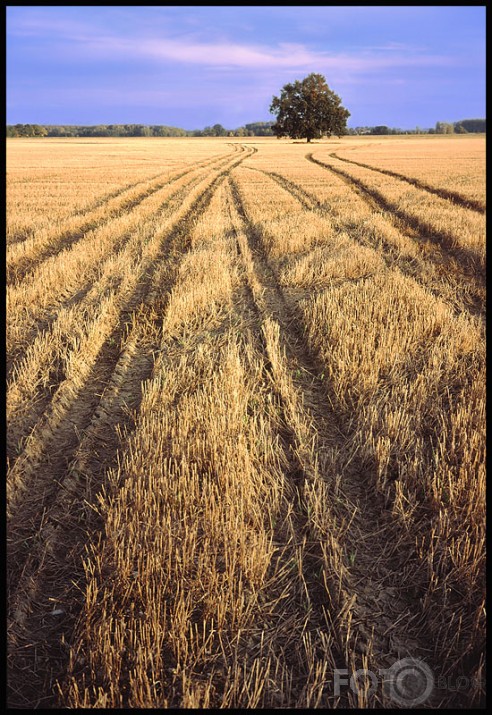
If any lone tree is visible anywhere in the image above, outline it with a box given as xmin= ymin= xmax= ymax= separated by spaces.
xmin=270 ymin=73 xmax=350 ymax=142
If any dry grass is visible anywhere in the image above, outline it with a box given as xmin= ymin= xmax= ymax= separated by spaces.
xmin=332 ymin=134 xmax=485 ymax=209
xmin=311 ymin=149 xmax=486 ymax=270
xmin=7 ymin=136 xmax=485 ymax=709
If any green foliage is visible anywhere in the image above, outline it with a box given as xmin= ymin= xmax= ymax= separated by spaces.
xmin=454 ymin=118 xmax=486 ymax=133
xmin=212 ymin=123 xmax=227 ymax=136
xmin=244 ymin=122 xmax=274 ymax=136
xmin=371 ymin=125 xmax=390 ymax=135
xmin=6 ymin=121 xmax=275 ymax=139
xmin=350 ymin=126 xmax=406 ymax=135
xmin=269 ymin=73 xmax=350 ymax=142
xmin=435 ymin=121 xmax=454 ymax=134
xmin=6 ymin=124 xmax=189 ymax=138
xmin=200 ymin=124 xmax=224 ymax=136
xmin=7 ymin=123 xmax=48 ymax=137
xmin=435 ymin=119 xmax=485 ymax=135
xmin=7 ymin=115 xmax=484 ymax=141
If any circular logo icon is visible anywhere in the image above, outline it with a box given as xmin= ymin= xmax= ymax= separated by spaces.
xmin=384 ymin=657 xmax=434 ymax=707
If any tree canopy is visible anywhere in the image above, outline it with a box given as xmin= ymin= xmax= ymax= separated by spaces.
xmin=269 ymin=73 xmax=350 ymax=142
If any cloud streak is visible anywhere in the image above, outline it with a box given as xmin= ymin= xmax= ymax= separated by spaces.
xmin=8 ymin=12 xmax=461 ymax=75
xmin=7 ymin=7 xmax=485 ymax=128
xmin=102 ymin=37 xmax=459 ymax=73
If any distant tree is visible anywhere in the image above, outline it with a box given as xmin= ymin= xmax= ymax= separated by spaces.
xmin=435 ymin=121 xmax=454 ymax=134
xmin=46 ymin=126 xmax=65 ymax=136
xmin=371 ymin=125 xmax=390 ymax=135
xmin=199 ymin=124 xmax=228 ymax=137
xmin=92 ymin=125 xmax=111 ymax=136
xmin=454 ymin=118 xmax=485 ymax=133
xmin=131 ymin=125 xmax=151 ymax=136
xmin=7 ymin=123 xmax=48 ymax=137
xmin=269 ymin=73 xmax=350 ymax=142
xmin=245 ymin=121 xmax=274 ymax=136
xmin=211 ymin=123 xmax=227 ymax=136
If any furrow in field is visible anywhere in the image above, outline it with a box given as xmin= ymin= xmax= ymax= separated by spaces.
xmin=7 ymin=147 xmax=254 ymax=709
xmin=225 ymin=178 xmax=347 ymax=704
xmin=6 ymin=150 xmax=244 ymax=379
xmin=7 ymin=299 xmax=165 ymax=709
xmin=7 ymin=171 xmax=179 ymax=285
xmin=307 ymin=153 xmax=485 ymax=278
xmin=7 ymin=167 xmax=176 ymax=249
xmin=59 ymin=175 xmax=338 ymax=709
xmin=7 ymin=147 xmax=237 ymax=285
xmin=253 ymin=167 xmax=485 ymax=320
xmin=70 ymin=146 xmax=236 ymax=218
xmin=228 ymin=172 xmax=440 ymax=707
xmin=7 ymin=149 xmax=252 ymax=518
xmin=254 ymin=168 xmax=321 ymax=211
xmin=331 ymin=151 xmax=486 ymax=214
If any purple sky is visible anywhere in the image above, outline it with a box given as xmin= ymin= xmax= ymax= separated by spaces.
xmin=6 ymin=5 xmax=486 ymax=129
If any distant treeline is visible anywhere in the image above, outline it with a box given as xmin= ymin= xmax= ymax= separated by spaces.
xmin=349 ymin=118 xmax=486 ymax=135
xmin=5 ymin=121 xmax=275 ymax=138
xmin=6 ymin=118 xmax=485 ymax=138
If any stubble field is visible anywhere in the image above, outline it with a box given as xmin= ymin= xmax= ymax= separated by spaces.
xmin=6 ymin=135 xmax=485 ymax=708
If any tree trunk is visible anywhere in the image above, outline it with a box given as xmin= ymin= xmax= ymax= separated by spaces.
xmin=307 ymin=137 xmax=311 ymax=142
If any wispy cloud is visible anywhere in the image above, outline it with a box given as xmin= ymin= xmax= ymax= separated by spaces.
xmin=99 ymin=37 xmax=458 ymax=73
xmin=7 ymin=7 xmax=485 ymax=127
xmin=8 ymin=12 xmax=459 ymax=75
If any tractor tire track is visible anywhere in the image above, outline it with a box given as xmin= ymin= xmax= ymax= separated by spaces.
xmin=7 ymin=164 xmax=195 ymax=249
xmin=71 ymin=146 xmax=236 ymax=218
xmin=228 ymin=173 xmax=440 ymax=707
xmin=253 ymin=165 xmax=484 ymax=320
xmin=6 ymin=149 xmax=246 ymax=381
xmin=307 ymin=153 xmax=485 ymax=281
xmin=225 ymin=178 xmax=348 ymax=704
xmin=7 ymin=146 xmax=254 ymax=710
xmin=7 ymin=147 xmax=253 ymax=514
xmin=331 ymin=151 xmax=485 ymax=214
xmin=7 ymin=148 xmax=238 ymax=286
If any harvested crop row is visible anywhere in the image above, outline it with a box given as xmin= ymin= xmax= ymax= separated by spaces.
xmin=6 ymin=147 xmax=237 ymax=284
xmin=330 ymin=150 xmax=485 ymax=213
xmin=6 ymin=138 xmax=238 ymax=243
xmin=309 ymin=151 xmax=486 ymax=274
xmin=59 ymin=181 xmax=292 ymax=708
xmin=60 ymin=179 xmax=348 ymax=708
xmin=6 ymin=149 xmax=245 ymax=376
xmin=6 ymin=145 xmax=254 ymax=709
xmin=243 ymin=154 xmax=485 ymax=319
xmin=229 ymin=173 xmax=447 ymax=706
xmin=334 ymin=135 xmax=485 ymax=210
xmin=7 ymin=137 xmax=485 ymax=709
xmin=231 ymin=166 xmax=485 ymax=707
xmin=8 ymin=147 xmax=254 ymax=538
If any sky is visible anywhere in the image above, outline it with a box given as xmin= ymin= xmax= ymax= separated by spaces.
xmin=6 ymin=5 xmax=486 ymax=130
